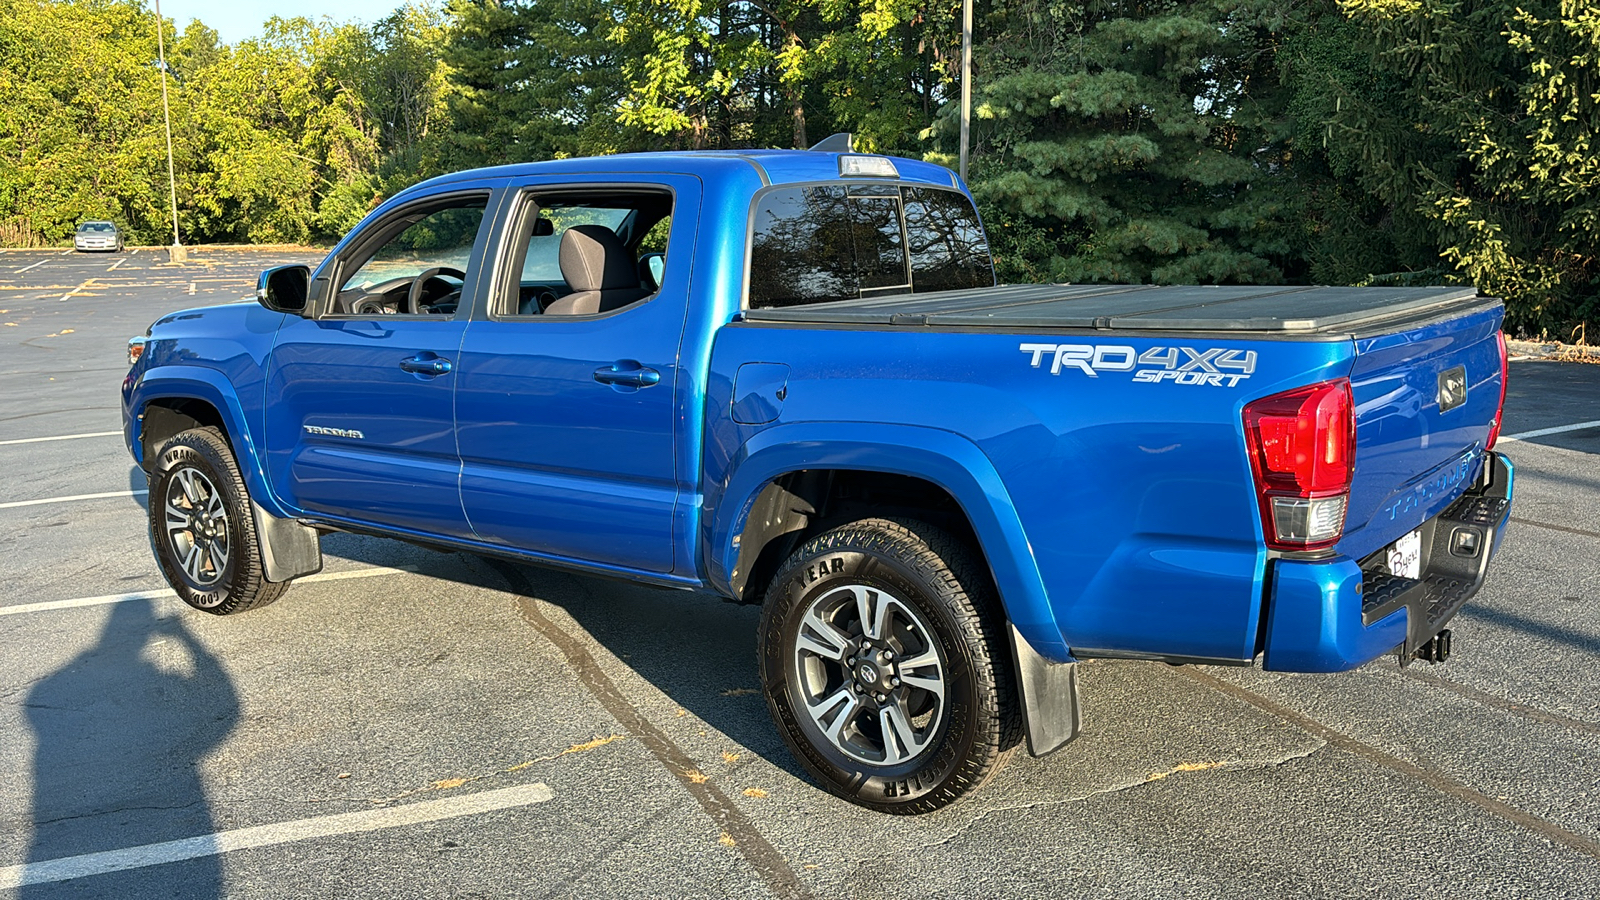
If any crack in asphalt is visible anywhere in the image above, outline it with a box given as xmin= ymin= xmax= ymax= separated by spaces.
xmin=32 ymin=800 xmax=205 ymax=828
xmin=1510 ymin=516 xmax=1600 ymax=541
xmin=480 ymin=557 xmax=814 ymax=900
xmin=1398 ymin=667 xmax=1600 ymax=736
xmin=908 ymin=744 xmax=1328 ymax=851
xmin=0 ymin=407 xmax=119 ymax=423
xmin=1181 ymin=668 xmax=1600 ymax=863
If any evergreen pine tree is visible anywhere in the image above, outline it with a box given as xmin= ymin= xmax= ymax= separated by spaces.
xmin=939 ymin=0 xmax=1296 ymax=285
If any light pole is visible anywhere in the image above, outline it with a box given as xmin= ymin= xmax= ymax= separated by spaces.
xmin=959 ymin=0 xmax=972 ymax=183
xmin=154 ymin=0 xmax=185 ymax=262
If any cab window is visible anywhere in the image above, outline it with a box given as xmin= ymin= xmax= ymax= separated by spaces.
xmin=330 ymin=195 xmax=489 ymax=317
xmin=747 ymin=184 xmax=994 ymax=309
xmin=498 ymin=190 xmax=673 ymax=317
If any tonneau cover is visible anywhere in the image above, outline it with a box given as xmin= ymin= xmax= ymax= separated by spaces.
xmin=739 ymin=284 xmax=1483 ymax=334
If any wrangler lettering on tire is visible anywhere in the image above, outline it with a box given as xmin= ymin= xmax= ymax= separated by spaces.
xmin=757 ymin=517 xmax=1020 ymax=814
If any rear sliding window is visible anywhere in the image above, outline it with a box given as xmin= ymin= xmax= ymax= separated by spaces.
xmin=747 ymin=184 xmax=994 ymax=309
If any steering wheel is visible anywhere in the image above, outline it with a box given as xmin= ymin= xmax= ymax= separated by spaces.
xmin=404 ymin=266 xmax=466 ymax=315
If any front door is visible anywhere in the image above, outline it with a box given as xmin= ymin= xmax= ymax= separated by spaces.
xmin=453 ymin=177 xmax=699 ymax=573
xmin=263 ymin=189 xmax=496 ymax=538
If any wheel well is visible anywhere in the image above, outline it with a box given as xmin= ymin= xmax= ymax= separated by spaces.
xmin=731 ymin=470 xmax=983 ymax=604
xmin=140 ymin=398 xmax=228 ymax=470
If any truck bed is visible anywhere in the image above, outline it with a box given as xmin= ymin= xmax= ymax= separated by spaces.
xmin=740 ymin=284 xmax=1484 ymax=335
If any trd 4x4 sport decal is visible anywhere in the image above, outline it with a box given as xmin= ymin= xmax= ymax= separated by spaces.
xmin=1020 ymin=343 xmax=1257 ymax=387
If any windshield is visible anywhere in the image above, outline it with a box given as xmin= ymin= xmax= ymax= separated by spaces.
xmin=78 ymin=222 xmax=114 ymax=233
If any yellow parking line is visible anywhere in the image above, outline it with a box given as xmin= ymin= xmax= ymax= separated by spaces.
xmin=56 ymin=278 xmax=97 ymax=302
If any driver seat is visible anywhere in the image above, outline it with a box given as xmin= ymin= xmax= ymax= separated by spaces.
xmin=545 ymin=225 xmax=648 ymax=316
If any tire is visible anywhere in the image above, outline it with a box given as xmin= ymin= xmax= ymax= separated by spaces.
xmin=148 ymin=427 xmax=288 ymax=615
xmin=758 ymin=517 xmax=1020 ymax=813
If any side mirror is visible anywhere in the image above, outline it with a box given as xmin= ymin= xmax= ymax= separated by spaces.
xmin=640 ymin=253 xmax=666 ymax=292
xmin=257 ymin=265 xmax=310 ymax=314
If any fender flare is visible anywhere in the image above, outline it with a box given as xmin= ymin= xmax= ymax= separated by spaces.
xmin=129 ymin=366 xmax=291 ymax=520
xmin=706 ymin=421 xmax=1072 ymax=663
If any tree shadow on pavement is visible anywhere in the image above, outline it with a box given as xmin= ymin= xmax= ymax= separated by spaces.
xmin=21 ymin=598 xmax=236 ymax=899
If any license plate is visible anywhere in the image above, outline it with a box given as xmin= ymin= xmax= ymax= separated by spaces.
xmin=1387 ymin=529 xmax=1422 ymax=580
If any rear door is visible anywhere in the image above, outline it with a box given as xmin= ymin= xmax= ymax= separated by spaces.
xmin=453 ymin=175 xmax=700 ymax=573
xmin=263 ymin=187 xmax=498 ymax=537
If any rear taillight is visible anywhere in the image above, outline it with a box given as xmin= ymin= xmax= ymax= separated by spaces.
xmin=1243 ymin=379 xmax=1356 ymax=551
xmin=1486 ymin=331 xmax=1509 ymax=449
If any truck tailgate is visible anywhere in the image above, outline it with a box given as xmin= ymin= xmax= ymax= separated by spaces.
xmin=1339 ymin=302 xmax=1506 ymax=561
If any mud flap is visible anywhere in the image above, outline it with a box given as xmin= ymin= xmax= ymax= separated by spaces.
xmin=252 ymin=502 xmax=323 ymax=583
xmin=1011 ymin=624 xmax=1082 ymax=757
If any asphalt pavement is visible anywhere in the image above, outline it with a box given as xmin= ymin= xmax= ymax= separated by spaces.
xmin=0 ymin=247 xmax=1596 ymax=898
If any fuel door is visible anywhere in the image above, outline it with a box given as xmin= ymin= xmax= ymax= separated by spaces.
xmin=732 ymin=363 xmax=790 ymax=425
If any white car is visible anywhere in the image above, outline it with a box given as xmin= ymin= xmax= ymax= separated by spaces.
xmin=74 ymin=221 xmax=123 ymax=252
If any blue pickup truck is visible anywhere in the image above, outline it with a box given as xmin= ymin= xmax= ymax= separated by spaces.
xmin=122 ymin=144 xmax=1513 ymax=813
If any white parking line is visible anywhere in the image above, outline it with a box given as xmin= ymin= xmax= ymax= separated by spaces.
xmin=0 ymin=489 xmax=146 ymax=510
xmin=1499 ymin=419 xmax=1600 ymax=443
xmin=15 ymin=259 xmax=47 ymax=274
xmin=0 ymin=565 xmax=417 ymax=616
xmin=0 ymin=782 xmax=554 ymax=889
xmin=108 ymin=258 xmax=127 ymax=271
xmin=0 ymin=430 xmax=122 ymax=446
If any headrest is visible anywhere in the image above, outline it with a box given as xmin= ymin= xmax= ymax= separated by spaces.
xmin=559 ymin=225 xmax=636 ymax=293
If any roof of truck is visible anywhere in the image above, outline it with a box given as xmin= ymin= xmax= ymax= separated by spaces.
xmin=411 ymin=149 xmax=965 ymax=194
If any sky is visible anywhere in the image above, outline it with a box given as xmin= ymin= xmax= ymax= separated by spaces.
xmin=155 ymin=0 xmax=412 ymax=45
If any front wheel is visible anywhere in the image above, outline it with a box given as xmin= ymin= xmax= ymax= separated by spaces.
xmin=758 ymin=518 xmax=1020 ymax=813
xmin=149 ymin=427 xmax=288 ymax=614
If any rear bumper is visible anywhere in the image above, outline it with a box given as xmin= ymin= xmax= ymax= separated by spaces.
xmin=1261 ymin=451 xmax=1513 ymax=673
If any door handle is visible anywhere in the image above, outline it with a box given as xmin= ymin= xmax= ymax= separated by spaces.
xmin=593 ymin=361 xmax=661 ymax=389
xmin=399 ymin=354 xmax=453 ymax=376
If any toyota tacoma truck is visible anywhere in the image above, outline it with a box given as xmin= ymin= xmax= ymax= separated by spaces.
xmin=122 ymin=141 xmax=1514 ymax=813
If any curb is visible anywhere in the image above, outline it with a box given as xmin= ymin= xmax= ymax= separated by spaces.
xmin=1508 ymin=339 xmax=1600 ymax=363
xmin=0 ymin=245 xmax=328 ymax=254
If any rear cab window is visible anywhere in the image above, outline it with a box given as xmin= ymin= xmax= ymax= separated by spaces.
xmin=497 ymin=189 xmax=673 ymax=318
xmin=747 ymin=183 xmax=994 ymax=309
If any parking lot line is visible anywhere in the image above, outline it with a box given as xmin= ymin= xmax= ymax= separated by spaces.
xmin=1499 ymin=419 xmax=1600 ymax=443
xmin=0 ymin=430 xmax=122 ymax=447
xmin=0 ymin=565 xmax=417 ymax=616
xmin=107 ymin=258 xmax=127 ymax=271
xmin=0 ymin=489 xmax=146 ymax=510
xmin=15 ymin=259 xmax=47 ymax=274
xmin=0 ymin=781 xmax=554 ymax=889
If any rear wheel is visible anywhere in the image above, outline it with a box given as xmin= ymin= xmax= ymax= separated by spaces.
xmin=149 ymin=427 xmax=288 ymax=614
xmin=758 ymin=518 xmax=1019 ymax=813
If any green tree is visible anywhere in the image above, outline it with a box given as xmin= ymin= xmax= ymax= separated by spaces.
xmin=1273 ymin=10 xmax=1447 ymax=287
xmin=936 ymin=0 xmax=1298 ymax=285
xmin=1329 ymin=0 xmax=1599 ymax=336
xmin=440 ymin=0 xmax=627 ymax=169
xmin=0 ymin=0 xmax=171 ymax=244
